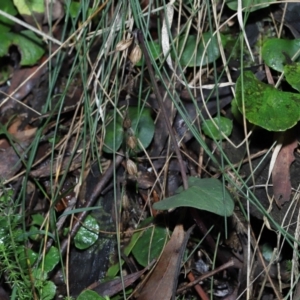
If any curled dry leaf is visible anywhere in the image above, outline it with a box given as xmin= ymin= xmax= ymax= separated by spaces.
xmin=126 ymin=159 xmax=138 ymax=175
xmin=272 ymin=130 xmax=297 ymax=207
xmin=115 ymin=38 xmax=133 ymax=52
xmin=0 ymin=120 xmax=37 ymax=181
xmin=2 ymin=64 xmax=47 ymax=112
xmin=129 ymin=45 xmax=142 ymax=65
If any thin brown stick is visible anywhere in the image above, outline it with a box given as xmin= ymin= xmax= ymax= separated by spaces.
xmin=177 ymin=259 xmax=235 ymax=294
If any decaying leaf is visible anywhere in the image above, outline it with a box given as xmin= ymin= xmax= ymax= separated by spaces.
xmin=136 ymin=225 xmax=193 ymax=300
xmin=272 ymin=130 xmax=297 ymax=207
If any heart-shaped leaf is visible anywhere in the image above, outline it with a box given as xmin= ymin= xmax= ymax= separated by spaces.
xmin=39 ymin=281 xmax=56 ymax=300
xmin=202 ymin=117 xmax=233 ymax=140
xmin=136 ymin=41 xmax=161 ymax=66
xmin=262 ymin=38 xmax=300 ymax=72
xmin=74 ymin=215 xmax=99 ymax=250
xmin=153 ymin=177 xmax=234 ymax=217
xmin=43 ymin=246 xmax=59 ymax=273
xmin=235 ymin=71 xmax=300 ymax=131
xmin=172 ymin=33 xmax=227 ymax=67
xmin=103 ymin=107 xmax=154 ymax=154
xmin=132 ymin=225 xmax=168 ymax=267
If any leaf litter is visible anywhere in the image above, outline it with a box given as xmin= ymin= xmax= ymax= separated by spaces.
xmin=0 ymin=1 xmax=299 ymax=299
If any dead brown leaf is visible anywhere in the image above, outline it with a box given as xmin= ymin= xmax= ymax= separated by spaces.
xmin=0 ymin=120 xmax=37 ymax=181
xmin=1 ymin=64 xmax=47 ymax=112
xmin=136 ymin=225 xmax=193 ymax=300
xmin=87 ymin=264 xmax=153 ymax=297
xmin=272 ymin=130 xmax=297 ymax=207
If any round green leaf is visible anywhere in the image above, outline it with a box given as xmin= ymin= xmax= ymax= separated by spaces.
xmin=173 ymin=33 xmax=225 ymax=67
xmin=136 ymin=41 xmax=161 ymax=66
xmin=74 ymin=215 xmax=99 ymax=250
xmin=103 ymin=107 xmax=154 ymax=154
xmin=39 ymin=280 xmax=56 ymax=300
xmin=77 ymin=290 xmax=108 ymax=300
xmin=43 ymin=246 xmax=59 ymax=273
xmin=132 ymin=226 xmax=168 ymax=267
xmin=226 ymin=0 xmax=272 ymax=12
xmin=262 ymin=38 xmax=300 ymax=72
xmin=103 ymin=117 xmax=124 ymax=153
xmin=235 ymin=71 xmax=300 ymax=131
xmin=202 ymin=117 xmax=233 ymax=140
xmin=127 ymin=107 xmax=155 ymax=152
xmin=284 ymin=62 xmax=300 ymax=92
xmin=153 ymin=177 xmax=234 ymax=217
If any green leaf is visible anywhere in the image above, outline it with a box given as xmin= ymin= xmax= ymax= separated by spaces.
xmin=235 ymin=71 xmax=300 ymax=131
xmin=153 ymin=177 xmax=234 ymax=217
xmin=136 ymin=41 xmax=161 ymax=67
xmin=103 ymin=107 xmax=154 ymax=154
xmin=173 ymin=33 xmax=226 ymax=67
xmin=202 ymin=117 xmax=233 ymax=140
xmin=132 ymin=226 xmax=168 ymax=267
xmin=106 ymin=217 xmax=154 ymax=277
xmin=226 ymin=0 xmax=272 ymax=12
xmin=40 ymin=280 xmax=56 ymax=300
xmin=13 ymin=0 xmax=44 ymax=15
xmin=128 ymin=107 xmax=154 ymax=152
xmin=284 ymin=62 xmax=300 ymax=92
xmin=68 ymin=1 xmax=81 ymax=18
xmin=28 ymin=225 xmax=41 ymax=241
xmin=31 ymin=214 xmax=44 ymax=226
xmin=0 ymin=30 xmax=44 ymax=66
xmin=0 ymin=32 xmax=12 ymax=57
xmin=17 ymin=246 xmax=38 ymax=269
xmin=43 ymin=246 xmax=59 ymax=273
xmin=15 ymin=30 xmax=45 ymax=65
xmin=77 ymin=290 xmax=109 ymax=300
xmin=103 ymin=116 xmax=124 ymax=153
xmin=0 ymin=0 xmax=18 ymax=32
xmin=67 ymin=2 xmax=93 ymax=19
xmin=74 ymin=215 xmax=99 ymax=250
xmin=262 ymin=38 xmax=300 ymax=72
